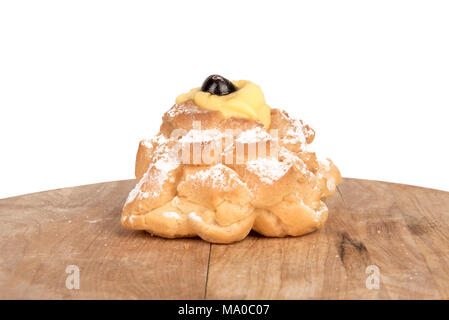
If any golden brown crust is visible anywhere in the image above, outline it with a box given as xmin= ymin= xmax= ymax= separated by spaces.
xmin=121 ymin=101 xmax=342 ymax=243
xmin=160 ymin=100 xmax=225 ymax=137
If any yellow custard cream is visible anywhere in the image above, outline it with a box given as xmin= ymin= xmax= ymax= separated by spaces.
xmin=176 ymin=80 xmax=271 ymax=128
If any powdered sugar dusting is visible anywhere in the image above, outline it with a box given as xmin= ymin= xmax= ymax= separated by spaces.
xmin=189 ymin=212 xmax=203 ymax=222
xmin=185 ymin=164 xmax=244 ymax=191
xmin=327 ymin=178 xmax=336 ymax=192
xmin=125 ymin=139 xmax=180 ymax=206
xmin=279 ymin=147 xmax=310 ymax=176
xmin=179 ymin=126 xmax=273 ymax=146
xmin=319 ymin=158 xmax=331 ymax=171
xmin=179 ymin=129 xmax=224 ymax=144
xmin=280 ymin=111 xmax=312 ymax=147
xmin=236 ymin=127 xmax=272 ymax=144
xmin=283 ymin=121 xmax=307 ymax=145
xmin=141 ymin=134 xmax=168 ymax=149
xmin=246 ymin=157 xmax=291 ymax=184
xmin=314 ymin=201 xmax=328 ymax=219
xmin=166 ymin=103 xmax=209 ymax=120
xmin=125 ymin=171 xmax=149 ymax=206
xmin=162 ymin=211 xmax=181 ymax=219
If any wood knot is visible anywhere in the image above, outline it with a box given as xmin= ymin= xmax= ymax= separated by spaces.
xmin=338 ymin=232 xmax=368 ymax=265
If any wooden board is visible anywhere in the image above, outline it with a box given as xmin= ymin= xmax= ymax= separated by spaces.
xmin=0 ymin=178 xmax=448 ymax=299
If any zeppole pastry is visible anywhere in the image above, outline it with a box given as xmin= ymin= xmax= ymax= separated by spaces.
xmin=121 ymin=75 xmax=342 ymax=243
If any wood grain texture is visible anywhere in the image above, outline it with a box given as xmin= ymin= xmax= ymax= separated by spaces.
xmin=0 ymin=178 xmax=448 ymax=299
xmin=0 ymin=180 xmax=210 ymax=299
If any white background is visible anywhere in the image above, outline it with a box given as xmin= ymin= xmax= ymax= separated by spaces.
xmin=1 ymin=0 xmax=448 ymax=199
